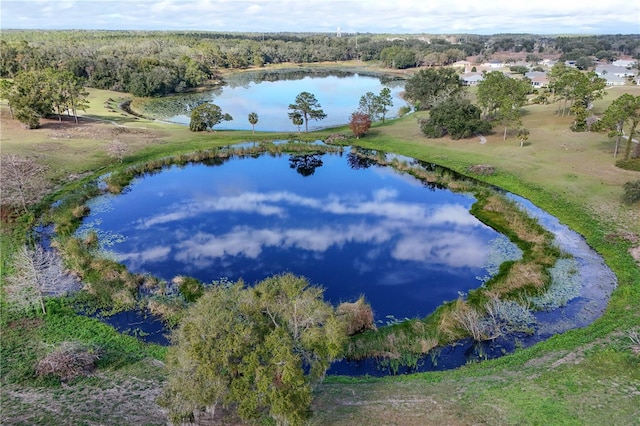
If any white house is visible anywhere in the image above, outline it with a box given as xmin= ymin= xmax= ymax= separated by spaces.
xmin=482 ymin=61 xmax=505 ymax=69
xmin=525 ymin=71 xmax=549 ymax=88
xmin=612 ymin=59 xmax=638 ymax=69
xmin=452 ymin=60 xmax=472 ymax=68
xmin=595 ymin=64 xmax=636 ymax=78
xmin=460 ymin=72 xmax=484 ymax=86
xmin=603 ymin=74 xmax=626 ymax=86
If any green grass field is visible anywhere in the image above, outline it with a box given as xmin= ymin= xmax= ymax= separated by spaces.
xmin=1 ymin=75 xmax=639 ymax=425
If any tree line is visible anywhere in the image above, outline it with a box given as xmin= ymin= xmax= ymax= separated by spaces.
xmin=3 ymin=30 xmax=637 ymax=99
xmin=0 ymin=68 xmax=89 ymax=128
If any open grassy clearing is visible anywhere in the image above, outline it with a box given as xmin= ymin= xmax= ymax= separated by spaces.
xmin=365 ymin=84 xmax=640 ymax=238
xmin=1 ymin=71 xmax=639 ymax=425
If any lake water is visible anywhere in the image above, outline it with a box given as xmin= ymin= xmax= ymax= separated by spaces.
xmin=145 ymin=70 xmax=409 ymax=132
xmin=79 ymin=149 xmax=510 ymax=321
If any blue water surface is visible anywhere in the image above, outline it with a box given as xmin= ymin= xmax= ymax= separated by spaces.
xmin=80 ymin=150 xmax=503 ymax=321
xmin=162 ymin=72 xmax=409 ymax=131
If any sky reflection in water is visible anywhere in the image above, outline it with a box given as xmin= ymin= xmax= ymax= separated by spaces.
xmin=165 ymin=72 xmax=408 ymax=131
xmin=81 ymin=151 xmax=506 ymax=320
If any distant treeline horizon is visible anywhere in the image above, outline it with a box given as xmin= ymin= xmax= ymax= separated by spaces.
xmin=1 ymin=30 xmax=638 ymax=97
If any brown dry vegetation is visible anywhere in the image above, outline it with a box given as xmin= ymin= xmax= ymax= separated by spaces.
xmin=336 ymin=296 xmax=376 ymax=335
xmin=35 ymin=342 xmax=101 ymax=381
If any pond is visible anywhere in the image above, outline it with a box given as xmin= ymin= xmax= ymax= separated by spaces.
xmin=74 ymin=146 xmax=616 ymax=374
xmin=141 ymin=69 xmax=409 ymax=131
xmin=78 ymin=148 xmax=515 ymax=322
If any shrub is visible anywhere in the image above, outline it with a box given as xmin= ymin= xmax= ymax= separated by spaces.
xmin=397 ymin=105 xmax=412 ymax=117
xmin=35 ymin=341 xmax=101 ymax=381
xmin=622 ymin=180 xmax=640 ymax=204
xmin=616 ymin=158 xmax=640 ymax=172
xmin=348 ymin=111 xmax=371 ymax=139
xmin=467 ymin=164 xmax=496 ymax=176
xmin=173 ymin=275 xmax=204 ymax=302
xmin=336 ymin=295 xmax=376 ymax=335
xmin=71 ymin=205 xmax=90 ymax=218
xmin=419 ymin=98 xmax=491 ymax=139
xmin=629 ymin=330 xmax=640 ymax=356
xmin=324 ymin=133 xmax=348 ymax=145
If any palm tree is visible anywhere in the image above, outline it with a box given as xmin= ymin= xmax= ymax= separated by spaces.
xmin=248 ymin=112 xmax=258 ymax=134
xmin=517 ymin=127 xmax=530 ymax=147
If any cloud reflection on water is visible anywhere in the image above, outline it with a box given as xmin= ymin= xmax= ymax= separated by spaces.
xmin=136 ymin=189 xmax=479 ymax=229
xmin=118 ymin=188 xmax=489 ymax=272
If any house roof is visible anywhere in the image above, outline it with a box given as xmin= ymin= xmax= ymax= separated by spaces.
xmin=596 ymin=65 xmax=636 ymax=76
xmin=604 ymin=74 xmax=626 ymax=83
xmin=612 ymin=59 xmax=637 ymax=68
xmin=460 ymin=72 xmax=484 ymax=82
xmin=525 ymin=71 xmax=548 ymax=79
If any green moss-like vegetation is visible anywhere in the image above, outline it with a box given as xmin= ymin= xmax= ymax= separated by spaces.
xmin=1 ymin=298 xmax=166 ymax=386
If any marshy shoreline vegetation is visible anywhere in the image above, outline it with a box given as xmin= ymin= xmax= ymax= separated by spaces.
xmin=2 ymin=55 xmax=640 ymax=423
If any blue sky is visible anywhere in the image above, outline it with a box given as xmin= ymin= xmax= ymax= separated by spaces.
xmin=2 ymin=0 xmax=639 ymax=34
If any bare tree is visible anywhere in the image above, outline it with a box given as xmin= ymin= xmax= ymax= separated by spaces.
xmin=0 ymin=154 xmax=50 ymax=214
xmin=4 ymin=245 xmax=79 ymax=315
xmin=106 ymin=139 xmax=128 ymax=163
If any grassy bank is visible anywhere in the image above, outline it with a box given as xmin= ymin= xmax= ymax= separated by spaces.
xmin=1 ymin=72 xmax=639 ymax=425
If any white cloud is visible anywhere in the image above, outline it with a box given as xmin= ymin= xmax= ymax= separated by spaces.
xmin=1 ymin=0 xmax=637 ymax=33
xmin=392 ymin=231 xmax=487 ymax=267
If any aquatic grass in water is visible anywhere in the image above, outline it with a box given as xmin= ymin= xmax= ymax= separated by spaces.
xmin=76 ymin=196 xmax=127 ymax=253
xmin=528 ymin=257 xmax=581 ymax=310
xmin=477 ymin=235 xmax=524 ymax=284
xmin=481 ymin=298 xmax=536 ymax=337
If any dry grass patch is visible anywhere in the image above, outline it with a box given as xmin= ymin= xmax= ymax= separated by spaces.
xmin=493 ymin=262 xmax=546 ymax=295
xmin=482 ymin=195 xmax=548 ymax=246
xmin=337 ymin=296 xmax=376 ymax=336
xmin=35 ymin=342 xmax=101 ymax=381
xmin=146 ymin=298 xmax=184 ymax=322
xmin=467 ymin=164 xmax=496 ymax=176
xmin=442 ymin=300 xmax=485 ymax=341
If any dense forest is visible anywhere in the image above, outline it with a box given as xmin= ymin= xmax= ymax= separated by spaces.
xmin=1 ymin=30 xmax=638 ymax=97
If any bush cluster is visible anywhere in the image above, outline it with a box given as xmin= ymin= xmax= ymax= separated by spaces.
xmin=622 ymin=180 xmax=640 ymax=204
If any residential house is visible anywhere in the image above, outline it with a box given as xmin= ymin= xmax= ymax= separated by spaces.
xmin=460 ymin=72 xmax=484 ymax=86
xmin=524 ymin=71 xmax=549 ymax=88
xmin=540 ymin=59 xmax=558 ymax=67
xmin=485 ymin=61 xmax=505 ymax=68
xmin=452 ymin=60 xmax=473 ymax=72
xmin=602 ymin=74 xmax=626 ymax=86
xmin=612 ymin=59 xmax=638 ymax=69
xmin=595 ymin=64 xmax=637 ymax=78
